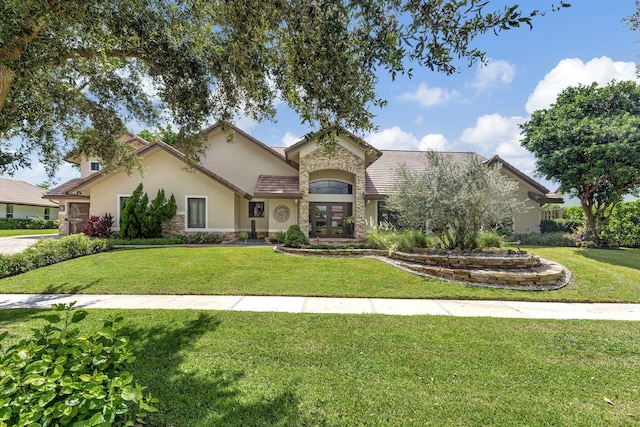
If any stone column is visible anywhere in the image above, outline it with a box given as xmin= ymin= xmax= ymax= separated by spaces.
xmin=298 ymin=169 xmax=310 ymax=236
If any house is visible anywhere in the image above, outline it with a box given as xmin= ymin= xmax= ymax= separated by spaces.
xmin=0 ymin=177 xmax=59 ymax=220
xmin=45 ymin=123 xmax=562 ymax=238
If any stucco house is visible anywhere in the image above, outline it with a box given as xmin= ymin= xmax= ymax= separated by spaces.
xmin=0 ymin=177 xmax=59 ymax=220
xmin=45 ymin=123 xmax=562 ymax=238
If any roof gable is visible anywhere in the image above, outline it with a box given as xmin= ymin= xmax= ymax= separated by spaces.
xmin=50 ymin=140 xmax=252 ymax=200
xmin=0 ymin=177 xmax=58 ymax=207
xmin=285 ymin=127 xmax=382 ymax=167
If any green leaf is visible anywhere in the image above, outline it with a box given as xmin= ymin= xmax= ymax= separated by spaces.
xmin=120 ymin=386 xmax=140 ymax=402
xmin=43 ymin=314 xmax=62 ymax=324
xmin=0 ymin=407 xmax=11 ymax=421
xmin=71 ymin=311 xmax=88 ymax=324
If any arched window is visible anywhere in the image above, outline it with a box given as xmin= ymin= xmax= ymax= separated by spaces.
xmin=309 ymin=180 xmax=352 ymax=194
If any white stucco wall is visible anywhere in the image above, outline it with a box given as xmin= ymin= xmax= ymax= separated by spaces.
xmin=0 ymin=203 xmax=59 ymax=220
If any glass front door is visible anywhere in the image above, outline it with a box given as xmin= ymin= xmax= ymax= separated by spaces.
xmin=310 ymin=203 xmax=352 ymax=238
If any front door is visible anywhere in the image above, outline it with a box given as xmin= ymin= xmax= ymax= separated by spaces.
xmin=68 ymin=203 xmax=90 ymax=234
xmin=310 ymin=203 xmax=352 ymax=238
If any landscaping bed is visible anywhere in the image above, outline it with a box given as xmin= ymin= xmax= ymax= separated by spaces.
xmin=276 ymin=246 xmax=571 ymax=291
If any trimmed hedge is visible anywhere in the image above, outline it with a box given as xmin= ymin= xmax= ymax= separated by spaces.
xmin=0 ymin=234 xmax=112 ymax=279
xmin=514 ymin=232 xmax=577 ymax=247
xmin=0 ymin=217 xmax=58 ymax=230
xmin=540 ymin=218 xmax=582 ymax=234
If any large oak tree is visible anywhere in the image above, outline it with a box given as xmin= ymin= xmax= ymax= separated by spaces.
xmin=520 ymin=81 xmax=640 ymax=245
xmin=1 ymin=0 xmax=568 ymax=176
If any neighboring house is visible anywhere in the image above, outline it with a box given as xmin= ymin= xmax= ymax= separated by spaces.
xmin=45 ymin=124 xmax=562 ymax=238
xmin=0 ymin=177 xmax=59 ymax=220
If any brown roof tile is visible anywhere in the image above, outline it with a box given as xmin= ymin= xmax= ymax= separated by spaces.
xmin=254 ymin=175 xmax=301 ymax=199
xmin=365 ymin=151 xmax=482 ymax=198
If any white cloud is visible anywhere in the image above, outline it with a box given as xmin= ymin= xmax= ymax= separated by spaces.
xmin=525 ymin=56 xmax=638 ymax=114
xmin=398 ymin=83 xmax=460 ymax=107
xmin=366 ymin=127 xmax=449 ymax=151
xmin=281 ymin=132 xmax=300 ymax=147
xmin=419 ymin=134 xmax=449 ymax=151
xmin=367 ymin=127 xmax=420 ymax=150
xmin=459 ymin=114 xmax=525 ymax=149
xmin=472 ymin=59 xmax=516 ymax=91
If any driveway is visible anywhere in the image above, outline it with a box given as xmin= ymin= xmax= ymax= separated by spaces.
xmin=0 ymin=234 xmax=59 ymax=255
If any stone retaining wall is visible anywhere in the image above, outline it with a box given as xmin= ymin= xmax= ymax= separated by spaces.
xmin=275 ymin=246 xmax=570 ymax=291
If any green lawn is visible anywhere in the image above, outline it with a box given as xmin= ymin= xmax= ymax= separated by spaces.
xmin=2 ymin=308 xmax=639 ymax=426
xmin=1 ymin=246 xmax=639 ymax=302
xmin=0 ymin=229 xmax=58 ymax=237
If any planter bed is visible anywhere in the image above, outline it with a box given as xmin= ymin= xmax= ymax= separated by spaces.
xmin=276 ymin=246 xmax=571 ymax=291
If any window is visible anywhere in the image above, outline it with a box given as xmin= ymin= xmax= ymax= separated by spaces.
xmin=309 ymin=180 xmax=353 ymax=194
xmin=377 ymin=201 xmax=398 ymax=228
xmin=249 ymin=201 xmax=265 ymax=218
xmin=44 ymin=207 xmax=50 ymax=220
xmin=119 ymin=196 xmax=130 ymax=210
xmin=90 ymin=162 xmax=100 ymax=171
xmin=187 ymin=197 xmax=206 ymax=228
xmin=5 ymin=204 xmax=13 ymax=219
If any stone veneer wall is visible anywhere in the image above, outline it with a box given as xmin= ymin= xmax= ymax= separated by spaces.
xmin=58 ymin=212 xmax=68 ymax=235
xmin=298 ymin=144 xmax=366 ymax=238
xmin=161 ymin=214 xmax=185 ymax=237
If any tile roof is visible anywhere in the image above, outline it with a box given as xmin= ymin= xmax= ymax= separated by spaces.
xmin=254 ymin=175 xmax=301 ymax=198
xmin=0 ymin=177 xmax=59 ymax=207
xmin=45 ymin=178 xmax=85 ymax=199
xmin=365 ymin=151 xmax=482 ymax=198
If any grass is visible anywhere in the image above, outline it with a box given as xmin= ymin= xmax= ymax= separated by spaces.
xmin=0 ymin=229 xmax=58 ymax=237
xmin=0 ymin=246 xmax=639 ymax=302
xmin=2 ymin=308 xmax=639 ymax=426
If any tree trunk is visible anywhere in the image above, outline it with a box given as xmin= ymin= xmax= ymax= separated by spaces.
xmin=0 ymin=64 xmax=15 ymax=114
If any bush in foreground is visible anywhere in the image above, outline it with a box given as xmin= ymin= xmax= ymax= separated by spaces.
xmin=0 ymin=302 xmax=157 ymax=426
xmin=283 ymin=225 xmax=309 ymax=248
xmin=0 ymin=234 xmax=112 ymax=279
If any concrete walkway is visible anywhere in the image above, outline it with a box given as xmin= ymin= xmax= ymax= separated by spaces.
xmin=1 ymin=293 xmax=640 ymax=320
xmin=0 ymin=234 xmax=57 ymax=255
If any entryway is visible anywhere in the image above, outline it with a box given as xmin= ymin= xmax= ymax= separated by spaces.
xmin=310 ymin=202 xmax=353 ymax=238
xmin=68 ymin=202 xmax=90 ymax=234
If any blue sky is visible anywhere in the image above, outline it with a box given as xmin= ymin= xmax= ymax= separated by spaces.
xmin=4 ymin=1 xmax=640 ymax=190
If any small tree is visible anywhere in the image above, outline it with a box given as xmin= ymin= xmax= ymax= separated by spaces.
xmin=120 ymin=183 xmax=145 ymax=240
xmin=120 ymin=183 xmax=177 ymax=239
xmin=386 ymin=152 xmax=526 ymax=250
xmin=142 ymin=189 xmax=177 ymax=238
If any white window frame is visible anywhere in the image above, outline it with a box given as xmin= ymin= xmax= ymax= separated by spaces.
xmin=116 ymin=194 xmax=131 ymax=230
xmin=44 ymin=207 xmax=50 ymax=220
xmin=185 ymin=195 xmax=208 ymax=230
xmin=5 ymin=204 xmax=13 ymax=219
xmin=90 ymin=162 xmax=100 ymax=171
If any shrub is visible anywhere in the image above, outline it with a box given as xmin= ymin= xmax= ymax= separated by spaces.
xmin=0 ymin=218 xmax=58 ymax=230
xmin=363 ymin=229 xmax=436 ymax=252
xmin=476 ymin=231 xmax=504 ymax=248
xmin=120 ymin=184 xmax=177 ymax=239
xmin=601 ymin=200 xmax=640 ymax=248
xmin=284 ymin=225 xmax=309 ymax=248
xmin=0 ymin=302 xmax=157 ymax=426
xmin=562 ymin=206 xmax=585 ymax=221
xmin=540 ymin=219 xmax=582 ymax=234
xmin=177 ymin=232 xmax=225 ymax=244
xmin=83 ymin=213 xmax=114 ymax=238
xmin=514 ymin=232 xmax=576 ymax=247
xmin=0 ymin=234 xmax=112 ymax=279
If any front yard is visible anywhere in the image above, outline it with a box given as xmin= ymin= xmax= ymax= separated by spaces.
xmin=2 ymin=308 xmax=639 ymax=426
xmin=1 ymin=246 xmax=639 ymax=425
xmin=0 ymin=246 xmax=639 ymax=303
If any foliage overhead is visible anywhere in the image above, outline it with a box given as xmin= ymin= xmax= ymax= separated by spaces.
xmin=520 ymin=80 xmax=640 ymax=245
xmin=0 ymin=0 xmax=569 ymax=176
xmin=386 ymin=152 xmax=526 ymax=250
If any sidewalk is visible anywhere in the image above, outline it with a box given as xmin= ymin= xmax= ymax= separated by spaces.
xmin=2 ymin=293 xmax=640 ymax=320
